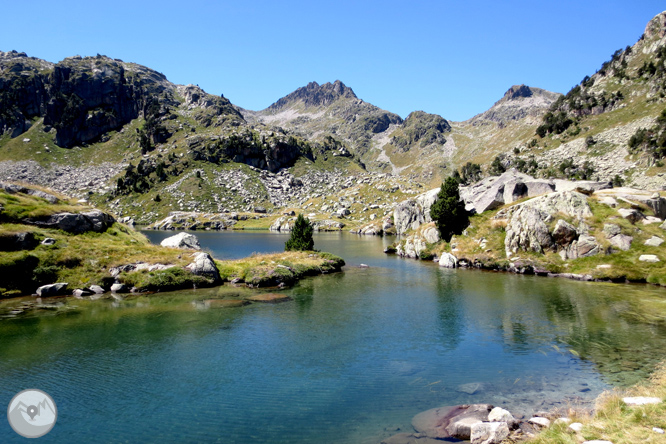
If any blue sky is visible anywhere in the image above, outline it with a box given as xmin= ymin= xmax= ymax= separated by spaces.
xmin=1 ymin=1 xmax=664 ymax=121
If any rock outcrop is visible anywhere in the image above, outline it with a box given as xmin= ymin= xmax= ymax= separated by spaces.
xmin=25 ymin=209 xmax=115 ymax=234
xmin=503 ymin=191 xmax=596 ymax=258
xmin=393 ymin=188 xmax=440 ymax=235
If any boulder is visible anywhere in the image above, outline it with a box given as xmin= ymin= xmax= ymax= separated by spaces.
xmin=352 ymin=222 xmax=382 ymax=235
xmin=270 ymin=216 xmax=295 ymax=232
xmin=421 ymin=225 xmax=440 ymax=244
xmin=644 ymin=236 xmax=664 ymax=247
xmin=609 ymin=234 xmax=633 ymax=251
xmin=553 ymin=179 xmax=612 ymax=194
xmin=253 ymin=206 xmax=267 ymax=214
xmin=397 ymin=235 xmax=428 ymax=259
xmin=439 ymin=252 xmax=458 ymax=268
xmin=41 ymin=237 xmax=56 ymax=245
xmin=488 ymin=407 xmax=516 ymax=427
xmin=186 ymin=252 xmax=221 ymax=283
xmin=505 ymin=206 xmax=554 ymax=256
xmin=36 ymin=282 xmax=68 ymax=297
xmin=412 ymin=404 xmax=493 ymax=440
xmin=160 ymin=232 xmax=201 ymax=250
xmin=528 ymin=417 xmax=551 ymax=428
xmin=393 ymin=188 xmax=440 ymax=234
xmin=575 ymin=235 xmax=601 ymax=257
xmin=595 ymin=188 xmax=666 ymax=219
xmin=552 ymin=220 xmax=578 ymax=246
xmin=110 ymin=283 xmax=129 ymax=293
xmin=569 ymin=422 xmax=584 ymax=433
xmin=618 ymin=208 xmax=645 ymax=223
xmin=661 ymin=220 xmax=666 ymax=230
xmin=89 ymin=285 xmax=105 ymax=294
xmin=603 ymin=223 xmax=621 ymax=238
xmin=30 ymin=209 xmax=116 ymax=234
xmin=459 ymin=170 xmax=556 ymax=215
xmin=639 ymin=254 xmax=660 ymax=263
xmin=72 ymin=289 xmax=93 ymax=297
xmin=643 ymin=216 xmax=663 ymax=225
xmin=311 ymin=219 xmax=345 ymax=231
xmin=470 ymin=422 xmax=510 ymax=444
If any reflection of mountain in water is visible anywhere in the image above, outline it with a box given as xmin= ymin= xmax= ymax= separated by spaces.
xmin=9 ymin=398 xmax=56 ymax=436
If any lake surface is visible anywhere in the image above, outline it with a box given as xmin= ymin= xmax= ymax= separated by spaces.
xmin=1 ymin=231 xmax=666 ymax=443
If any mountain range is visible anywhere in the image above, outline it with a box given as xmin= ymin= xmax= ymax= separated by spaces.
xmin=0 ymin=11 xmax=665 ymax=224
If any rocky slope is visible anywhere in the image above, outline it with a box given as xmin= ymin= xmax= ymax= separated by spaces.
xmin=0 ymin=11 xmax=665 ymax=224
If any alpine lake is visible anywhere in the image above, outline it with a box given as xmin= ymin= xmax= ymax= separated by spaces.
xmin=1 ymin=231 xmax=665 ymax=443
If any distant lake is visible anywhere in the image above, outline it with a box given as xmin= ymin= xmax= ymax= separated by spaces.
xmin=1 ymin=231 xmax=665 ymax=443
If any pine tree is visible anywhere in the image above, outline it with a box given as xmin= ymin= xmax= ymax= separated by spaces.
xmin=429 ymin=177 xmax=469 ymax=242
xmin=285 ymin=214 xmax=314 ymax=251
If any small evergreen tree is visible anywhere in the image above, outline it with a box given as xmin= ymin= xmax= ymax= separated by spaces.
xmin=430 ymin=177 xmax=470 ymax=242
xmin=285 ymin=214 xmax=314 ymax=251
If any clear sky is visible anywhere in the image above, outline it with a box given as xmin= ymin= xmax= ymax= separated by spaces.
xmin=1 ymin=1 xmax=664 ymax=121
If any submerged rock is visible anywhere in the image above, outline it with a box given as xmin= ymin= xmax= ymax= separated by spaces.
xmin=412 ymin=404 xmax=493 ymax=440
xmin=247 ymin=293 xmax=292 ymax=303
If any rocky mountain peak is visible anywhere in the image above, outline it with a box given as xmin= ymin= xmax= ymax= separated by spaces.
xmin=267 ymin=80 xmax=357 ymax=111
xmin=502 ymin=85 xmax=534 ymax=101
xmin=644 ymin=11 xmax=666 ymax=40
xmin=468 ymin=85 xmax=561 ymax=126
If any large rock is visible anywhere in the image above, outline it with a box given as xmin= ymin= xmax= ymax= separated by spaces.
xmin=397 ymin=234 xmax=428 ymax=259
xmin=470 ymin=422 xmax=510 ymax=444
xmin=421 ymin=225 xmax=440 ymax=244
xmin=393 ymin=188 xmax=440 ymax=235
xmin=505 ymin=206 xmax=554 ymax=256
xmin=412 ymin=404 xmax=493 ymax=440
xmin=27 ymin=209 xmax=115 ymax=233
xmin=618 ymin=208 xmax=645 ymax=223
xmin=439 ymin=252 xmax=458 ymax=268
xmin=311 ymin=219 xmax=345 ymax=231
xmin=459 ymin=170 xmax=556 ymax=214
xmin=645 ymin=235 xmax=664 ymax=247
xmin=270 ymin=216 xmax=295 ymax=232
xmin=160 ymin=232 xmax=201 ymax=250
xmin=552 ymin=220 xmax=578 ymax=246
xmin=639 ymin=254 xmax=660 ymax=263
xmin=0 ymin=182 xmax=59 ymax=203
xmin=36 ymin=282 xmax=68 ymax=297
xmin=186 ymin=252 xmax=221 ymax=283
xmin=504 ymin=191 xmax=593 ymax=258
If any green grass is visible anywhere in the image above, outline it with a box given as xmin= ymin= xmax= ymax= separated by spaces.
xmin=215 ymin=251 xmax=345 ymax=287
xmin=527 ymin=362 xmax=666 ymax=444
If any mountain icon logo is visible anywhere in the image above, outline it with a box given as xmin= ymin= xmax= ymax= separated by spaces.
xmin=7 ymin=389 xmax=57 ymax=438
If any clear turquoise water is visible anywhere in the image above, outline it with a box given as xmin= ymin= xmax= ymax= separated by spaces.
xmin=1 ymin=231 xmax=665 ymax=443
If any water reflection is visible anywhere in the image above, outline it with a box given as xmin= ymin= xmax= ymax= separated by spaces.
xmin=0 ymin=232 xmax=664 ymax=443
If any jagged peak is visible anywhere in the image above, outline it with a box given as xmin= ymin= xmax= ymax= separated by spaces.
xmin=267 ymin=80 xmax=358 ymax=111
xmin=467 ymin=85 xmax=561 ymax=125
xmin=644 ymin=10 xmax=666 ymax=40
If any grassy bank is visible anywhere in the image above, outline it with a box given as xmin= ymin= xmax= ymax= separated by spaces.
xmin=528 ymin=363 xmax=666 ymax=443
xmin=0 ymin=185 xmax=345 ymax=297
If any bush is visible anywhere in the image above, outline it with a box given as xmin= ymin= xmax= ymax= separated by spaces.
xmin=430 ymin=177 xmax=470 ymax=242
xmin=285 ymin=214 xmax=314 ymax=251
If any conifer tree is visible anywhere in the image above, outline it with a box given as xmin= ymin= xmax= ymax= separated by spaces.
xmin=429 ymin=177 xmax=469 ymax=242
xmin=285 ymin=214 xmax=314 ymax=251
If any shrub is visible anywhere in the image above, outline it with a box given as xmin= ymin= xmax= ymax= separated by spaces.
xmin=285 ymin=214 xmax=314 ymax=251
